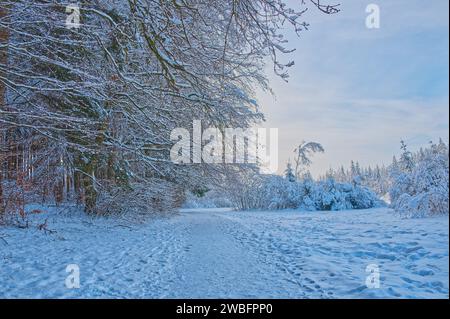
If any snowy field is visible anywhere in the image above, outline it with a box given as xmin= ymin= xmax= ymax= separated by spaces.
xmin=0 ymin=207 xmax=448 ymax=298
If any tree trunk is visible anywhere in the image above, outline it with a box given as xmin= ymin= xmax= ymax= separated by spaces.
xmin=0 ymin=5 xmax=10 ymax=217
xmin=83 ymin=168 xmax=98 ymax=214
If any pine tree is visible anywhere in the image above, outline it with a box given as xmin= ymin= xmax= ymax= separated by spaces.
xmin=284 ymin=161 xmax=296 ymax=182
xmin=399 ymin=140 xmax=414 ymax=172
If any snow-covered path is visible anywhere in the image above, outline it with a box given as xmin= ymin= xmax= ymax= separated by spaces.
xmin=0 ymin=207 xmax=448 ymax=298
xmin=168 ymin=210 xmax=301 ymax=298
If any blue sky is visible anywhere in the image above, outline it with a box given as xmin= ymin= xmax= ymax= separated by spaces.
xmin=257 ymin=0 xmax=449 ymax=176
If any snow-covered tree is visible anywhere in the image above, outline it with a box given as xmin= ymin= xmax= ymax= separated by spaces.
xmin=284 ymin=161 xmax=296 ymax=182
xmin=390 ymin=140 xmax=449 ymax=218
xmin=293 ymin=141 xmax=324 ymax=179
xmin=0 ymin=0 xmax=339 ymax=218
xmin=399 ymin=140 xmax=415 ymax=173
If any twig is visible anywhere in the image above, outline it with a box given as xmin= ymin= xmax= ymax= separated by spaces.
xmin=0 ymin=235 xmax=8 ymax=245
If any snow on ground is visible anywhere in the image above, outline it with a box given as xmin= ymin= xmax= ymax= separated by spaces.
xmin=0 ymin=206 xmax=448 ymax=298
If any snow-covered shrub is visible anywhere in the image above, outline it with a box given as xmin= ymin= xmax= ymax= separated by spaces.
xmin=389 ymin=172 xmax=413 ymax=205
xmin=183 ymin=188 xmax=232 ymax=208
xmin=256 ymin=175 xmax=297 ymax=210
xmin=312 ymin=179 xmax=383 ymax=211
xmin=394 ymin=192 xmax=448 ymax=218
xmin=95 ymin=179 xmax=185 ymax=216
xmin=390 ymin=140 xmax=449 ymax=218
xmin=297 ymin=178 xmax=317 ymax=211
xmin=348 ymin=183 xmax=384 ymax=209
xmin=226 ymin=172 xmax=384 ymax=211
xmin=312 ymin=179 xmax=349 ymax=211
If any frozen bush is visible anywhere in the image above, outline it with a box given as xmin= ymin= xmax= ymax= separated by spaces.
xmin=313 ymin=179 xmax=383 ymax=211
xmin=95 ymin=179 xmax=185 ymax=217
xmin=227 ymin=173 xmax=384 ymax=211
xmin=183 ymin=188 xmax=232 ymax=209
xmin=390 ymin=140 xmax=449 ymax=218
